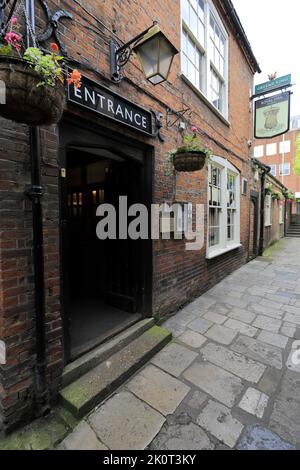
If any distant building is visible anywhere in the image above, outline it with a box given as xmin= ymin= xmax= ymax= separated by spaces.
xmin=253 ymin=118 xmax=300 ymax=214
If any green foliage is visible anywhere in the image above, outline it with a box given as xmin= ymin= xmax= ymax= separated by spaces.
xmin=169 ymin=131 xmax=212 ymax=158
xmin=271 ymin=191 xmax=282 ymax=200
xmin=294 ymin=132 xmax=300 ymax=177
xmin=0 ymin=44 xmax=13 ymax=56
xmin=23 ymin=47 xmax=63 ymax=87
xmin=265 ymin=182 xmax=273 ymax=194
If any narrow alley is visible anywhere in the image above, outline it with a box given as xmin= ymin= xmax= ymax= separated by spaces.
xmin=57 ymin=238 xmax=300 ymax=450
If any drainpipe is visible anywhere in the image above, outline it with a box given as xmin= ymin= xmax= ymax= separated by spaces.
xmin=27 ymin=126 xmax=49 ymax=417
xmin=258 ymin=166 xmax=271 ymax=256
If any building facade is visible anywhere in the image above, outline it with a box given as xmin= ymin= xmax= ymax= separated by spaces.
xmin=0 ymin=0 xmax=260 ymax=431
xmin=253 ymin=120 xmax=300 ymax=215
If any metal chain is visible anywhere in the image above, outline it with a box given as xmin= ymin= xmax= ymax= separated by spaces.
xmin=21 ymin=0 xmax=37 ymax=47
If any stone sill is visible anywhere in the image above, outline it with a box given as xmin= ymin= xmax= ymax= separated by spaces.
xmin=206 ymin=243 xmax=242 ymax=260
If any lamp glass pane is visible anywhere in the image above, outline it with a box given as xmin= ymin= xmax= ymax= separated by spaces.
xmin=136 ymin=37 xmax=159 ymax=78
xmin=148 ymin=75 xmax=165 ymax=84
xmin=158 ymin=38 xmax=175 ymax=78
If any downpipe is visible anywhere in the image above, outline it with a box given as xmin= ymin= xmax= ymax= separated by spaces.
xmin=27 ymin=126 xmax=50 ymax=418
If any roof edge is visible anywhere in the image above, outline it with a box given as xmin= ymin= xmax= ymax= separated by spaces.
xmin=222 ymin=0 xmax=261 ymax=73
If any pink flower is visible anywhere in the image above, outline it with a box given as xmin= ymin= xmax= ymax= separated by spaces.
xmin=191 ymin=126 xmax=198 ymax=133
xmin=11 ymin=16 xmax=18 ymax=25
xmin=5 ymin=31 xmax=21 ymax=52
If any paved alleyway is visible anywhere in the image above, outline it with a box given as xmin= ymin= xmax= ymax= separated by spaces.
xmin=60 ymin=238 xmax=300 ymax=450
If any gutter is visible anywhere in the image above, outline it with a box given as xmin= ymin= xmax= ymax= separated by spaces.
xmin=222 ymin=0 xmax=261 ymax=73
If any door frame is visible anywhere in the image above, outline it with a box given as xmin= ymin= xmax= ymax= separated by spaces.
xmin=58 ymin=116 xmax=154 ymax=364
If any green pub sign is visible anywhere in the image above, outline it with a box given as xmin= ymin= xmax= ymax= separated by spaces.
xmin=255 ymin=74 xmax=292 ymax=95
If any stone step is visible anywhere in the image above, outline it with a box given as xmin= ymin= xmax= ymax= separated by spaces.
xmin=62 ymin=318 xmax=155 ymax=387
xmin=60 ymin=326 xmax=172 ymax=418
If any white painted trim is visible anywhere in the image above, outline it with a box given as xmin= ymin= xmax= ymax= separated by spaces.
xmin=180 ymin=0 xmax=229 ymax=119
xmin=207 ymin=156 xmax=241 ymax=259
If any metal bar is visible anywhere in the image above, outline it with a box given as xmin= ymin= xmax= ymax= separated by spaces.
xmin=116 ymin=21 xmax=157 ymax=55
xmin=25 ymin=0 xmax=36 ymax=47
xmin=250 ymin=83 xmax=293 ymax=101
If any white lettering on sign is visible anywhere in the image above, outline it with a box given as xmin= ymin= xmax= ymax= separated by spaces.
xmin=68 ymin=75 xmax=152 ymax=135
xmin=0 ymin=340 xmax=6 ymax=365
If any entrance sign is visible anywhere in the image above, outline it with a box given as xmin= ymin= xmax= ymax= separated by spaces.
xmin=254 ymin=92 xmax=291 ymax=139
xmin=255 ymin=74 xmax=292 ymax=95
xmin=67 ymin=75 xmax=153 ymax=136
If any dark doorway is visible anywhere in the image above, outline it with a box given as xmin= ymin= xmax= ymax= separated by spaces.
xmin=59 ymin=120 xmax=153 ymax=362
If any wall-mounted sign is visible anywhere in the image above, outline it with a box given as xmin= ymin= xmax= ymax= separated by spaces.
xmin=67 ymin=75 xmax=153 ymax=136
xmin=255 ymin=74 xmax=292 ymax=95
xmin=0 ymin=340 xmax=6 ymax=365
xmin=254 ymin=92 xmax=291 ymax=139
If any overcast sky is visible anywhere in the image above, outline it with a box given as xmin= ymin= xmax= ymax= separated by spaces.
xmin=233 ymin=0 xmax=300 ymax=116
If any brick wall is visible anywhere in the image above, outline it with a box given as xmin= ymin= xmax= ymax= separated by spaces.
xmin=0 ymin=0 xmax=256 ymax=430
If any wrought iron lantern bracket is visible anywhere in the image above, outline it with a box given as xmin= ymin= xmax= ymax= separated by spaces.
xmin=110 ymin=21 xmax=158 ymax=83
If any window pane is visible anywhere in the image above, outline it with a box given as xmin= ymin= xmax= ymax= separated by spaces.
xmin=182 ymin=0 xmax=189 ymax=23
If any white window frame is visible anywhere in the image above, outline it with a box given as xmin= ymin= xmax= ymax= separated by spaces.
xmin=264 ymin=194 xmax=272 ymax=227
xmin=254 ymin=145 xmax=264 ymax=158
xmin=181 ymin=0 xmax=229 ymax=118
xmin=279 ymin=140 xmax=291 ymax=154
xmin=269 ymin=164 xmax=276 ymax=177
xmin=266 ymin=143 xmax=277 ymax=156
xmin=279 ymin=162 xmax=290 ymax=176
xmin=207 ymin=156 xmax=241 ymax=259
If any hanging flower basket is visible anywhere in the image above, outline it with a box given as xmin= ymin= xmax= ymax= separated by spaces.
xmin=0 ymin=15 xmax=81 ymax=126
xmin=0 ymin=57 xmax=65 ymax=126
xmin=170 ymin=126 xmax=211 ymax=172
xmin=173 ymin=151 xmax=207 ymax=172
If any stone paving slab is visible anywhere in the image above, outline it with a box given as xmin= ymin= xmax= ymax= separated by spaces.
xmin=126 ymin=364 xmax=190 ymax=416
xmin=231 ymin=335 xmax=283 ymax=370
xmin=237 ymin=424 xmax=295 ymax=450
xmin=238 ymin=387 xmax=268 ymax=418
xmin=204 ymin=324 xmax=237 ymax=345
xmin=59 ymin=421 xmax=107 ymax=450
xmin=201 ymin=343 xmax=266 ymax=383
xmin=224 ymin=318 xmax=258 ymax=337
xmin=188 ymin=318 xmax=213 ymax=334
xmin=88 ymin=391 xmax=165 ymax=450
xmin=252 ymin=315 xmax=282 ymax=333
xmin=151 ymin=343 xmax=197 ymax=377
xmin=227 ymin=308 xmax=256 ymax=324
xmin=269 ymin=371 xmax=300 ymax=446
xmin=183 ymin=362 xmax=244 ymax=407
xmin=151 ymin=422 xmax=214 ymax=450
xmin=197 ymin=400 xmax=244 ymax=448
xmin=177 ymin=330 xmax=207 ymax=349
xmin=257 ymin=331 xmax=289 ymax=349
xmin=203 ymin=311 xmax=227 ymax=325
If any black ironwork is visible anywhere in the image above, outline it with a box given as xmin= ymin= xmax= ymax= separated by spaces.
xmin=36 ymin=0 xmax=72 ymax=56
xmin=166 ymin=107 xmax=192 ymax=128
xmin=110 ymin=21 xmax=157 ymax=82
xmin=0 ymin=0 xmax=72 ymax=54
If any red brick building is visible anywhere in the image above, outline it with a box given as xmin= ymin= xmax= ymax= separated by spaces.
xmin=253 ymin=120 xmax=300 ymax=215
xmin=0 ymin=0 xmax=260 ymax=431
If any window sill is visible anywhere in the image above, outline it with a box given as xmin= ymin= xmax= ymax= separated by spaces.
xmin=180 ymin=74 xmax=230 ymax=127
xmin=264 ymin=224 xmax=272 ymax=228
xmin=206 ymin=243 xmax=242 ymax=260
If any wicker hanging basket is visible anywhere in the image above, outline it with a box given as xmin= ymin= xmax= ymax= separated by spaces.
xmin=173 ymin=151 xmax=207 ymax=172
xmin=0 ymin=57 xmax=65 ymax=126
